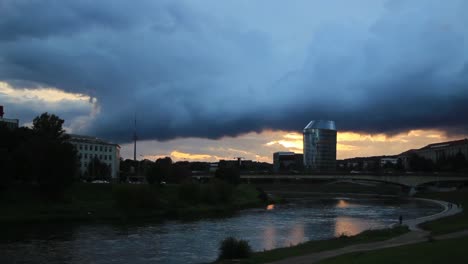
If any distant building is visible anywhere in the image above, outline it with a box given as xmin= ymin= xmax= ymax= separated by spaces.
xmin=68 ymin=134 xmax=121 ymax=179
xmin=380 ymin=157 xmax=399 ymax=167
xmin=303 ymin=120 xmax=337 ymax=171
xmin=399 ymin=139 xmax=468 ymax=169
xmin=273 ymin=152 xmax=303 ymax=173
xmin=0 ymin=106 xmax=19 ymax=130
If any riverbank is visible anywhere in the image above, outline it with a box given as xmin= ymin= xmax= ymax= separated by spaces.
xmin=235 ymin=226 xmax=409 ymax=264
xmin=241 ymin=189 xmax=467 ymax=263
xmin=0 ymin=182 xmax=267 ymax=224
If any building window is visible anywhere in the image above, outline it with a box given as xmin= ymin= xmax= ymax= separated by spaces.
xmin=85 ymin=145 xmax=88 ymax=151
xmin=84 ymin=154 xmax=88 ymax=159
xmin=100 ymin=146 xmax=103 ymax=151
xmin=79 ymin=145 xmax=82 ymax=150
xmin=99 ymin=155 xmax=102 ymax=159
xmin=94 ymin=146 xmax=97 ymax=151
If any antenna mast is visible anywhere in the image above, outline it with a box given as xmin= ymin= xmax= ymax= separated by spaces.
xmin=133 ymin=114 xmax=137 ymax=161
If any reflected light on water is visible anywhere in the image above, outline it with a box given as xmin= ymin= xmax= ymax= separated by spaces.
xmin=334 ymin=216 xmax=376 ymax=237
xmin=336 ymin=199 xmax=349 ymax=208
xmin=284 ymin=223 xmax=305 ymax=247
xmin=263 ymin=224 xmax=276 ymax=250
xmin=266 ymin=204 xmax=275 ymax=210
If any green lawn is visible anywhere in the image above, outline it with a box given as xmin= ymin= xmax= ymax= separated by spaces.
xmin=417 ymin=189 xmax=468 ymax=234
xmin=240 ymin=226 xmax=409 ymax=264
xmin=320 ymin=235 xmax=468 ymax=264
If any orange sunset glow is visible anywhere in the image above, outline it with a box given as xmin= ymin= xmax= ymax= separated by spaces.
xmin=131 ymin=129 xmax=462 ymax=163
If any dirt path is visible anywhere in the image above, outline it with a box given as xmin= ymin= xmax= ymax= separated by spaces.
xmin=268 ymin=199 xmax=464 ymax=264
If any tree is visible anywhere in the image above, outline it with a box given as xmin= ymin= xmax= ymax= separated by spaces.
xmin=146 ymin=157 xmax=173 ymax=184
xmin=31 ymin=113 xmax=77 ymax=198
xmin=32 ymin=112 xmax=68 ymax=142
xmin=86 ymin=157 xmax=111 ymax=181
xmin=215 ymin=167 xmax=240 ymax=185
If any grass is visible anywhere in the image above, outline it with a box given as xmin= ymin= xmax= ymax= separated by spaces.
xmin=0 ymin=182 xmax=265 ymax=224
xmin=417 ymin=188 xmax=468 ymax=234
xmin=240 ymin=226 xmax=409 ymax=263
xmin=319 ymin=235 xmax=468 ymax=264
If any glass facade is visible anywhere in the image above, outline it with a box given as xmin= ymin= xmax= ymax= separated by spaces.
xmin=303 ymin=120 xmax=337 ymax=171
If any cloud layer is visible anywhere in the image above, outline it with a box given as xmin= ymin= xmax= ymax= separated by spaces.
xmin=1 ymin=0 xmax=467 ymax=142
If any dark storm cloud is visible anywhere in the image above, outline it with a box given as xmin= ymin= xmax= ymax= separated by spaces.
xmin=0 ymin=0 xmax=467 ymax=142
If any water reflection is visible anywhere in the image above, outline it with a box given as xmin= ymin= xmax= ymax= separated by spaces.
xmin=266 ymin=204 xmax=275 ymax=210
xmin=336 ymin=199 xmax=349 ymax=208
xmin=285 ymin=222 xmax=305 ymax=247
xmin=263 ymin=223 xmax=276 ymax=250
xmin=0 ymin=198 xmax=443 ymax=264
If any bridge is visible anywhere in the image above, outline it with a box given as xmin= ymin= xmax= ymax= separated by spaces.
xmin=195 ymin=174 xmax=468 ymax=188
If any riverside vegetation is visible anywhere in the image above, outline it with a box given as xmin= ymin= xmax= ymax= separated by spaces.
xmin=0 ymin=112 xmax=270 ymax=224
xmin=0 ymin=181 xmax=268 ymax=224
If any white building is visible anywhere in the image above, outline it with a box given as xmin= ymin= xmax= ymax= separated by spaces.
xmin=68 ymin=134 xmax=120 ymax=179
xmin=0 ymin=105 xmax=19 ymax=130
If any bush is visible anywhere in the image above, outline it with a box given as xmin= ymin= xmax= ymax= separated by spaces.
xmin=200 ymin=180 xmax=233 ymax=204
xmin=178 ymin=183 xmax=200 ymax=204
xmin=112 ymin=184 xmax=159 ymax=210
xmin=218 ymin=237 xmax=252 ymax=260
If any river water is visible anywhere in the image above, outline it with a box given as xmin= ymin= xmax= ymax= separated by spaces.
xmin=0 ymin=197 xmax=442 ymax=264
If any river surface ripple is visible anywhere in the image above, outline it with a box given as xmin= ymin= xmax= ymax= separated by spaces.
xmin=0 ymin=197 xmax=442 ymax=264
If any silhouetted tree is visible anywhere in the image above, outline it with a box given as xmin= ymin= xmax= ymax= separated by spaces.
xmin=86 ymin=157 xmax=111 ymax=181
xmin=32 ymin=112 xmax=68 ymax=142
xmin=215 ymin=167 xmax=240 ymax=185
xmin=172 ymin=161 xmax=192 ymax=183
xmin=409 ymin=154 xmax=435 ymax=172
xmin=146 ymin=157 xmax=173 ymax=184
xmin=31 ymin=113 xmax=77 ymax=197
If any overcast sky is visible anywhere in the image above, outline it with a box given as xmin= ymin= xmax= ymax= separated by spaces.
xmin=1 ymin=0 xmax=467 ymax=161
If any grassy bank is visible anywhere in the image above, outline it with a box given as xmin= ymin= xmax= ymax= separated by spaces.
xmin=236 ymin=189 xmax=468 ymax=263
xmin=320 ymin=235 xmax=468 ymax=264
xmin=0 ymin=182 xmax=266 ymax=224
xmin=417 ymin=189 xmax=468 ymax=234
xmin=238 ymin=226 xmax=409 ymax=264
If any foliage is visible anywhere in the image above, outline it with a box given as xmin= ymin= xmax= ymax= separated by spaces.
xmin=409 ymin=154 xmax=435 ymax=171
xmin=201 ymin=180 xmax=234 ymax=204
xmin=32 ymin=112 xmax=68 ymax=142
xmin=85 ymin=157 xmax=111 ymax=181
xmin=112 ymin=184 xmax=160 ymax=211
xmin=146 ymin=157 xmax=173 ymax=184
xmin=215 ymin=167 xmax=241 ymax=185
xmin=218 ymin=237 xmax=252 ymax=260
xmin=1 ymin=112 xmax=77 ymax=198
xmin=178 ymin=183 xmax=200 ymax=204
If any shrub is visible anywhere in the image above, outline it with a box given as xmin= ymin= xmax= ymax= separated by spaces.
xmin=200 ymin=180 xmax=233 ymax=205
xmin=178 ymin=183 xmax=200 ymax=204
xmin=218 ymin=237 xmax=252 ymax=260
xmin=112 ymin=184 xmax=159 ymax=210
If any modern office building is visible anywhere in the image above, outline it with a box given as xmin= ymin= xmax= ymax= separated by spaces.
xmin=68 ymin=134 xmax=121 ymax=179
xmin=273 ymin=152 xmax=304 ymax=173
xmin=303 ymin=120 xmax=337 ymax=171
xmin=0 ymin=106 xmax=19 ymax=130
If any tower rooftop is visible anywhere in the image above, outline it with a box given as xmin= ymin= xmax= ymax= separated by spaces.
xmin=304 ymin=120 xmax=336 ymax=131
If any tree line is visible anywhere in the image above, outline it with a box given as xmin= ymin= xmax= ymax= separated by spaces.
xmin=0 ymin=113 xmax=77 ymax=198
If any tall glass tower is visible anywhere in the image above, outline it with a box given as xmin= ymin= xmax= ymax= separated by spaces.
xmin=303 ymin=120 xmax=337 ymax=171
